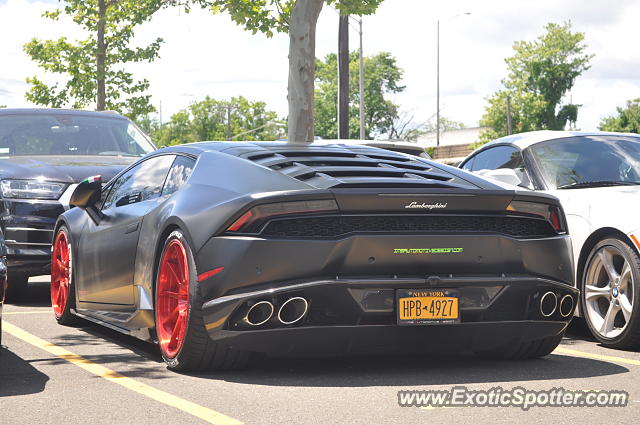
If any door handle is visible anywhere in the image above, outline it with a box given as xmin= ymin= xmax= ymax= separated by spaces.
xmin=125 ymin=222 xmax=140 ymax=234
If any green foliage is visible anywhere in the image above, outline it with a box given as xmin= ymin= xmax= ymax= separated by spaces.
xmin=478 ymin=22 xmax=593 ymax=146
xmin=210 ymin=0 xmax=385 ymax=36
xmin=142 ymin=96 xmax=285 ymax=146
xmin=387 ymin=114 xmax=463 ymax=142
xmin=424 ymin=117 xmax=464 ymax=134
xmin=599 ymin=99 xmax=640 ymax=133
xmin=314 ymin=52 xmax=404 ymax=139
xmin=24 ymin=0 xmax=172 ymax=120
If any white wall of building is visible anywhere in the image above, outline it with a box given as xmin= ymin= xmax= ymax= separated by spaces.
xmin=417 ymin=127 xmax=487 ymax=148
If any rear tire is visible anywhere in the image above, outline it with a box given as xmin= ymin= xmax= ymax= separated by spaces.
xmin=155 ymin=230 xmax=249 ymax=371
xmin=474 ymin=331 xmax=565 ymax=360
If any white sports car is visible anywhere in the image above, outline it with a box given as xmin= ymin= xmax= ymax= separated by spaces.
xmin=460 ymin=131 xmax=640 ymax=348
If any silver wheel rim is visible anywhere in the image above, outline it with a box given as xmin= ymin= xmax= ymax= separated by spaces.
xmin=584 ymin=245 xmax=634 ymax=339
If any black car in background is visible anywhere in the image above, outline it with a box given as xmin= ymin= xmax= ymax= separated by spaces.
xmin=0 ymin=236 xmax=7 ymax=347
xmin=0 ymin=109 xmax=156 ymax=298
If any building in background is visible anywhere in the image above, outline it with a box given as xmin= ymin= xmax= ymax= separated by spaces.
xmin=417 ymin=127 xmax=487 ymax=165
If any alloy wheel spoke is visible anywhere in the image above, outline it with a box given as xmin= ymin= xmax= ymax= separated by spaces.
xmin=585 ymin=284 xmax=611 ymax=301
xmin=619 ymin=261 xmax=632 ymax=291
xmin=599 ymin=250 xmax=620 ymax=282
xmin=619 ymin=294 xmax=633 ymax=322
xmin=56 ymin=285 xmax=65 ymax=308
xmin=170 ymin=315 xmax=184 ymax=342
xmin=167 ymin=262 xmax=181 ymax=286
xmin=161 ymin=290 xmax=180 ymax=299
xmin=600 ymin=301 xmax=620 ymax=335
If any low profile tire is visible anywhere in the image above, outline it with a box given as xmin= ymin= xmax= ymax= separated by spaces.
xmin=581 ymin=237 xmax=640 ymax=349
xmin=5 ymin=272 xmax=29 ymax=302
xmin=474 ymin=331 xmax=565 ymax=360
xmin=50 ymin=226 xmax=78 ymax=326
xmin=155 ymin=230 xmax=249 ymax=372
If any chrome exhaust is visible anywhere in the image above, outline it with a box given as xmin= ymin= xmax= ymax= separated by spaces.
xmin=540 ymin=291 xmax=558 ymax=317
xmin=277 ymin=297 xmax=309 ymax=325
xmin=559 ymin=294 xmax=574 ymax=318
xmin=243 ymin=301 xmax=274 ymax=326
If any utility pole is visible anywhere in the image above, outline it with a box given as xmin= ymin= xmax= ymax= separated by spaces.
xmin=358 ymin=18 xmax=365 ymax=140
xmin=214 ymin=102 xmax=238 ymax=141
xmin=506 ymin=95 xmax=513 ymax=135
xmin=225 ymin=103 xmax=239 ymax=141
xmin=338 ymin=14 xmax=350 ymax=139
xmin=436 ymin=19 xmax=440 ymax=147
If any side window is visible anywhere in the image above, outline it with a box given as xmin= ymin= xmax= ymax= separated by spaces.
xmin=103 ymin=155 xmax=175 ymax=210
xmin=470 ymin=146 xmax=520 ymax=172
xmin=461 ymin=156 xmax=474 ymax=171
xmin=162 ymin=156 xmax=196 ymax=197
xmin=471 ymin=146 xmax=533 ymax=189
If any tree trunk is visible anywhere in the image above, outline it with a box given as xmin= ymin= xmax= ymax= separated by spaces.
xmin=96 ymin=0 xmax=107 ymax=111
xmin=287 ymin=0 xmax=324 ymax=144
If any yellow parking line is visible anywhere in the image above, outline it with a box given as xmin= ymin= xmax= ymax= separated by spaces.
xmin=554 ymin=346 xmax=640 ymax=367
xmin=3 ymin=321 xmax=243 ymax=425
xmin=3 ymin=311 xmax=52 ymax=315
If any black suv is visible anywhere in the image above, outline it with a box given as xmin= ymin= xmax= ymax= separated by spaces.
xmin=0 ymin=109 xmax=156 ymax=297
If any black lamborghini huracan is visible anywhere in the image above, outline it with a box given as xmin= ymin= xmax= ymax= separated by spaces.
xmin=51 ymin=142 xmax=577 ymax=371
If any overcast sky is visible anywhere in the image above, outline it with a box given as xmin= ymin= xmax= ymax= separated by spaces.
xmin=1 ymin=0 xmax=639 ymax=132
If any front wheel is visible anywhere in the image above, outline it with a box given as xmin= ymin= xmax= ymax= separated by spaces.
xmin=50 ymin=226 xmax=78 ymax=325
xmin=155 ymin=230 xmax=249 ymax=371
xmin=581 ymin=237 xmax=640 ymax=349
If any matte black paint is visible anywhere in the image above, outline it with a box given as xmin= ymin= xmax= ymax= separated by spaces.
xmin=56 ymin=141 xmax=576 ymax=354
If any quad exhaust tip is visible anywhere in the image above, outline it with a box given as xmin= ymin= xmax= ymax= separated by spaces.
xmin=277 ymin=297 xmax=309 ymax=325
xmin=559 ymin=294 xmax=574 ymax=318
xmin=540 ymin=291 xmax=558 ymax=317
xmin=243 ymin=301 xmax=274 ymax=326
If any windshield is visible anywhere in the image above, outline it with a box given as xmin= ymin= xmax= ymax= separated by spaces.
xmin=529 ymin=135 xmax=640 ymax=189
xmin=0 ymin=113 xmax=156 ymax=157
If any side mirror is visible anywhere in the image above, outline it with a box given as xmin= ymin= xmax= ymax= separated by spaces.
xmin=474 ymin=168 xmax=523 ymax=187
xmin=70 ymin=175 xmax=102 ymax=208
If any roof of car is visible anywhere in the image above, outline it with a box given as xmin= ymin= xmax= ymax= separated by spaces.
xmin=156 ymin=140 xmax=485 ymax=190
xmin=157 ymin=140 xmax=420 ymax=157
xmin=481 ymin=130 xmax=640 ymax=150
xmin=0 ymin=108 xmax=129 ymax=120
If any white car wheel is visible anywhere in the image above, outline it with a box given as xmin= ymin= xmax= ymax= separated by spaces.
xmin=582 ymin=237 xmax=640 ymax=348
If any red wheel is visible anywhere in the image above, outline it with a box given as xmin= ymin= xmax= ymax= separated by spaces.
xmin=156 ymin=239 xmax=190 ymax=359
xmin=51 ymin=229 xmax=71 ymax=318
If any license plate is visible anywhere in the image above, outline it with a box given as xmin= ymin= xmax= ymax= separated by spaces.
xmin=397 ymin=289 xmax=460 ymax=325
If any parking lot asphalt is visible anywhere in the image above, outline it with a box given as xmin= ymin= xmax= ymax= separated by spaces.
xmin=2 ymin=277 xmax=640 ymax=424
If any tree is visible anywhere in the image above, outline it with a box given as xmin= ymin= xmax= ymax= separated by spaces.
xmin=210 ymin=0 xmax=385 ymax=143
xmin=24 ymin=0 xmax=175 ymax=119
xmin=144 ymin=96 xmax=285 ymax=146
xmin=315 ymin=52 xmax=404 ymax=139
xmin=477 ymin=22 xmax=593 ymax=145
xmin=599 ymin=99 xmax=640 ymax=133
xmin=387 ymin=113 xmax=463 ymax=142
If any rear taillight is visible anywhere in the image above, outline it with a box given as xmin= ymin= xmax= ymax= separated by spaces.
xmin=506 ymin=201 xmax=566 ymax=234
xmin=226 ymin=199 xmax=338 ymax=233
